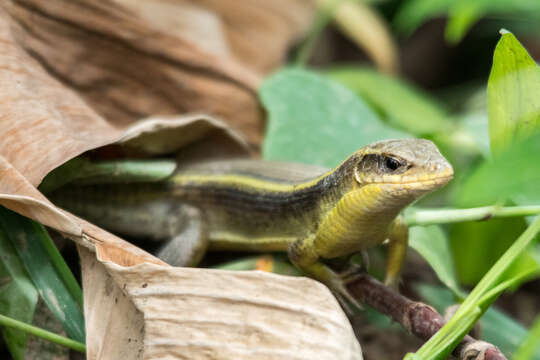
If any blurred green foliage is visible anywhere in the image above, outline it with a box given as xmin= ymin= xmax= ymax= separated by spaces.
xmin=326 ymin=67 xmax=454 ymax=136
xmin=261 ymin=28 xmax=540 ymax=359
xmin=394 ymin=0 xmax=540 ymax=43
xmin=4 ymin=1 xmax=540 ymax=358
xmin=259 ymin=68 xmax=406 ymax=168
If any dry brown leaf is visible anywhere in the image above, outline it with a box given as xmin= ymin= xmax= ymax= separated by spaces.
xmin=114 ymin=0 xmax=315 ymax=74
xmin=0 ymin=2 xmax=250 ymax=261
xmin=2 ymin=0 xmax=315 ymax=146
xmin=79 ymin=247 xmax=145 ymax=360
xmin=314 ymin=0 xmax=398 ymax=74
xmin=0 ymin=2 xmax=361 ymax=359
xmin=80 ymin=247 xmax=363 ymax=360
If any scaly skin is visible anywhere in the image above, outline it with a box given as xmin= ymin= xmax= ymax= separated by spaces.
xmin=50 ymin=139 xmax=453 ymax=305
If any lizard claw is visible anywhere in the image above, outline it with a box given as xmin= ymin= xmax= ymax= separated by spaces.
xmin=339 ymin=254 xmax=369 ymax=282
xmin=328 ymin=274 xmax=364 ymax=316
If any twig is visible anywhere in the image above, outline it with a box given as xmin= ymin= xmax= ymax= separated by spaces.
xmin=346 ymin=274 xmax=506 ymax=360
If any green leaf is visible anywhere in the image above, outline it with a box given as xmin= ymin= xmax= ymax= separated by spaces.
xmin=459 ymin=112 xmax=490 ymax=158
xmin=514 ymin=313 xmax=540 ymax=360
xmin=445 ymin=1 xmax=484 ymax=44
xmin=395 ymin=0 xmax=540 ymax=43
xmin=457 ymin=133 xmax=540 ymax=205
xmin=500 ymin=248 xmax=540 ymax=289
xmin=449 ymin=218 xmax=527 ymax=285
xmin=326 ymin=67 xmax=454 ymax=136
xmin=259 ymin=68 xmax=408 ymax=168
xmin=449 ymin=31 xmax=540 ymax=288
xmin=447 ymin=2 xmax=540 ymax=44
xmin=488 ymin=31 xmax=540 ymax=154
xmin=393 ymin=0 xmax=452 ymax=35
xmin=412 ymin=215 xmax=540 ymax=359
xmin=0 ymin=207 xmax=85 ymax=343
xmin=40 ymin=157 xmax=177 ymax=193
xmin=409 ymin=225 xmax=465 ymax=299
xmin=416 ymin=284 xmax=540 ymax=359
xmin=0 ymin=229 xmax=39 ymax=360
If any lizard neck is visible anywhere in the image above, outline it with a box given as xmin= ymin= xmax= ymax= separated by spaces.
xmin=313 ymin=182 xmax=417 ymax=258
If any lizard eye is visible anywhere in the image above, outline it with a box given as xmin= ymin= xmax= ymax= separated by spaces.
xmin=383 ymin=157 xmax=402 ymax=172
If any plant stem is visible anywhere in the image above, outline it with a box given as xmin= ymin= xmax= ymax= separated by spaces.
xmin=405 ymin=205 xmax=540 ymax=226
xmin=0 ymin=314 xmax=85 ymax=353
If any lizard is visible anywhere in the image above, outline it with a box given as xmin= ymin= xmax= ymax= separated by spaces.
xmin=48 ymin=138 xmax=453 ymax=305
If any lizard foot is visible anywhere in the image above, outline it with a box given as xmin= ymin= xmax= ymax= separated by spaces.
xmin=328 ymin=274 xmax=364 ymax=316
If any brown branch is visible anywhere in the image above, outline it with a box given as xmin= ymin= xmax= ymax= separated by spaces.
xmin=346 ymin=274 xmax=507 ymax=360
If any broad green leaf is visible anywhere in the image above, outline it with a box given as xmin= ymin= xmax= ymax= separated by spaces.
xmin=449 ymin=218 xmax=527 ymax=285
xmin=259 ymin=68 xmax=407 ymax=168
xmin=416 ymin=284 xmax=540 ymax=359
xmin=488 ymin=31 xmax=540 ymax=154
xmin=326 ymin=67 xmax=453 ymax=136
xmin=0 ymin=229 xmax=38 ymax=360
xmin=459 ymin=112 xmax=490 ymax=158
xmin=457 ymin=133 xmax=540 ymax=205
xmin=409 ymin=226 xmax=465 ymax=299
xmin=0 ymin=207 xmax=85 ymax=342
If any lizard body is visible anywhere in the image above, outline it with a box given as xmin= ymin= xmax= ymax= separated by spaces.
xmin=50 ymin=139 xmax=453 ymax=301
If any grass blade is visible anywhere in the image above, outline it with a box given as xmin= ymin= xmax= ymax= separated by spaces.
xmin=0 ymin=207 xmax=85 ymax=342
xmin=0 ymin=227 xmax=39 ymax=359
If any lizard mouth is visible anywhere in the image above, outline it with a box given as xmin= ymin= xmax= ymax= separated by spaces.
xmin=379 ymin=174 xmax=454 ymax=187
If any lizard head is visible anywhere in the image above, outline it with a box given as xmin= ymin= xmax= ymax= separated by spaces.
xmin=352 ymin=139 xmax=453 ymax=197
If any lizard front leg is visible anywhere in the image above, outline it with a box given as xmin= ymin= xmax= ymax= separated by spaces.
xmin=384 ymin=216 xmax=408 ymax=287
xmin=287 ymin=235 xmax=363 ymax=313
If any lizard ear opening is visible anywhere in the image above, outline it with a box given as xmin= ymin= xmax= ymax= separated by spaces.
xmin=357 ymin=154 xmax=379 ymax=173
xmin=354 ymin=154 xmax=379 ymax=183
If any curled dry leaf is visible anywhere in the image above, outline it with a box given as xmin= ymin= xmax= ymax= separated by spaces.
xmin=316 ymin=0 xmax=399 ymax=74
xmin=0 ymin=2 xmax=359 ymax=359
xmin=2 ymin=0 xmax=315 ymax=146
xmin=80 ymin=247 xmax=362 ymax=360
xmin=115 ymin=0 xmax=316 ymax=74
xmin=0 ymin=2 xmax=250 ymax=255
